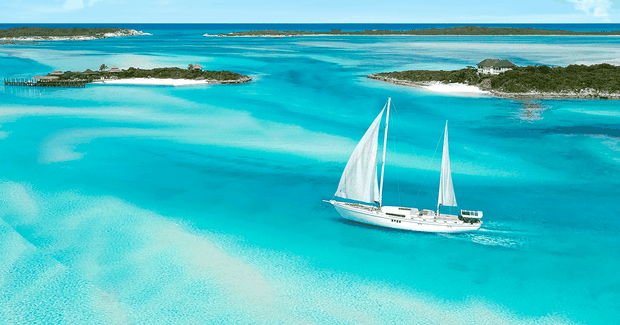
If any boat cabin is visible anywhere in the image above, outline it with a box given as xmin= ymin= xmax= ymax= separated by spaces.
xmin=461 ymin=210 xmax=483 ymax=218
xmin=459 ymin=209 xmax=483 ymax=224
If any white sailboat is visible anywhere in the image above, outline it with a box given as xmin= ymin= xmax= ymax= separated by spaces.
xmin=326 ymin=98 xmax=483 ymax=233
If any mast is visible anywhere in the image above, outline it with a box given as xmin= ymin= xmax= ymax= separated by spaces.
xmin=437 ymin=121 xmax=446 ymax=216
xmin=378 ymin=97 xmax=391 ymax=208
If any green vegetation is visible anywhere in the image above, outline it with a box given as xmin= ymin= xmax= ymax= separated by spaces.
xmin=374 ymin=67 xmax=484 ymax=85
xmin=213 ymin=26 xmax=620 ymax=37
xmin=370 ymin=64 xmax=620 ymax=97
xmin=0 ymin=27 xmax=135 ymax=38
xmin=490 ymin=64 xmax=620 ymax=93
xmin=51 ymin=67 xmax=250 ymax=83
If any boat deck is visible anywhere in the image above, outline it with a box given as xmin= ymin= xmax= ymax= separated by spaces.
xmin=334 ymin=201 xmax=481 ymax=228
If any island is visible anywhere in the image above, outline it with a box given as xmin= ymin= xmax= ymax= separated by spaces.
xmin=4 ymin=64 xmax=251 ymax=88
xmin=0 ymin=27 xmax=150 ymax=43
xmin=204 ymin=26 xmax=620 ymax=37
xmin=368 ymin=60 xmax=620 ymax=100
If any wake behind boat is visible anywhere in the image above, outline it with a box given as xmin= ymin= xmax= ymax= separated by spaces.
xmin=326 ymin=98 xmax=482 ymax=233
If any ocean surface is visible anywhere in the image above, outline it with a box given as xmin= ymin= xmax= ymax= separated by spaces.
xmin=1 ymin=24 xmax=619 ymax=324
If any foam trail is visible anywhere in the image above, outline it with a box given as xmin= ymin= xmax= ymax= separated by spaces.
xmin=439 ymin=230 xmax=526 ymax=249
xmin=477 ymin=227 xmax=536 ymax=237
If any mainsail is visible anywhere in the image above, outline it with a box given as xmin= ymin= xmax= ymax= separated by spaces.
xmin=438 ymin=121 xmax=457 ymax=207
xmin=335 ymin=107 xmax=385 ymax=204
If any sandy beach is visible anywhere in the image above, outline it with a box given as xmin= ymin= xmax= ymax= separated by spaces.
xmin=368 ymin=75 xmax=490 ymax=96
xmin=421 ymin=82 xmax=489 ymax=96
xmin=92 ymin=78 xmax=218 ymax=86
xmin=368 ymin=74 xmax=620 ymax=99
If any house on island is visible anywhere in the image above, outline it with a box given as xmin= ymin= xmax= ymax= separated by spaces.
xmin=108 ymin=66 xmax=122 ymax=73
xmin=477 ymin=59 xmax=516 ymax=75
xmin=192 ymin=63 xmax=203 ymax=70
xmin=83 ymin=69 xmax=98 ymax=75
xmin=49 ymin=70 xmax=64 ymax=75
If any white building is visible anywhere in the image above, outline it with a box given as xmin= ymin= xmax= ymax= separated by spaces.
xmin=477 ymin=59 xmax=516 ymax=75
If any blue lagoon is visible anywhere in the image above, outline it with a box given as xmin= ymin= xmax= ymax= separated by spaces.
xmin=1 ymin=24 xmax=619 ymax=324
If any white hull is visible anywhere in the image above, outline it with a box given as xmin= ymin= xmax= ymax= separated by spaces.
xmin=329 ymin=200 xmax=481 ymax=233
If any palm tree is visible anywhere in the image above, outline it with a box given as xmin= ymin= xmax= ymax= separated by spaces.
xmin=188 ymin=64 xmax=194 ymax=70
xmin=99 ymin=64 xmax=108 ymax=71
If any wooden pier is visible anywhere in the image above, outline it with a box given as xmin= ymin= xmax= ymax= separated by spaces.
xmin=4 ymin=78 xmax=87 ymax=88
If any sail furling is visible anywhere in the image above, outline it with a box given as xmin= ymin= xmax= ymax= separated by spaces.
xmin=335 ymin=107 xmax=385 ymax=204
xmin=438 ymin=121 xmax=457 ymax=207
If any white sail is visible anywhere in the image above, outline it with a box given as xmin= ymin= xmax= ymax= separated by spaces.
xmin=438 ymin=121 xmax=457 ymax=207
xmin=335 ymin=107 xmax=385 ymax=204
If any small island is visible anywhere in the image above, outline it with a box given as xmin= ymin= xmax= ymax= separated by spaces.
xmin=4 ymin=64 xmax=251 ymax=88
xmin=0 ymin=27 xmax=150 ymax=43
xmin=205 ymin=26 xmax=620 ymax=37
xmin=368 ymin=60 xmax=620 ymax=100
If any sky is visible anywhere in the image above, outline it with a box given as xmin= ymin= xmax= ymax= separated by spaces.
xmin=0 ymin=0 xmax=617 ymax=23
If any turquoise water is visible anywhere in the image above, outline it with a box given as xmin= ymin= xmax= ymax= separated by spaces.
xmin=1 ymin=25 xmax=619 ymax=324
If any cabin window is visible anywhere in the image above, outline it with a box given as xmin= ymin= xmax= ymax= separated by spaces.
xmin=458 ymin=215 xmax=481 ymax=224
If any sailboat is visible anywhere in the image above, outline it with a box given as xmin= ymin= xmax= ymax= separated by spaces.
xmin=326 ymin=98 xmax=483 ymax=233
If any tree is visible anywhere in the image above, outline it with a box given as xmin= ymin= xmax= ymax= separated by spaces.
xmin=99 ymin=64 xmax=108 ymax=71
xmin=188 ymin=64 xmax=194 ymax=70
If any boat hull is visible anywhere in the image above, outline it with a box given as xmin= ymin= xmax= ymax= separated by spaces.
xmin=330 ymin=201 xmax=481 ymax=233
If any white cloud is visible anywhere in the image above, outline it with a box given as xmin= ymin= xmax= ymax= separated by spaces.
xmin=567 ymin=0 xmax=612 ymax=17
xmin=62 ymin=0 xmax=101 ymax=11
xmin=63 ymin=0 xmax=84 ymax=10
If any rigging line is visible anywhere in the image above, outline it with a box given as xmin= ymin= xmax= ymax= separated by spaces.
xmin=414 ymin=126 xmax=443 ymax=206
xmin=392 ymin=103 xmax=419 ymax=158
xmin=392 ymin=102 xmax=439 ymax=206
xmin=391 ymin=122 xmax=402 ymax=207
xmin=392 ymin=103 xmax=419 ymax=204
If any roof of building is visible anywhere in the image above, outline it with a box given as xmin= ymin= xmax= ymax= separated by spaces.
xmin=49 ymin=70 xmax=64 ymax=75
xmin=477 ymin=59 xmax=516 ymax=68
xmin=192 ymin=63 xmax=203 ymax=70
xmin=33 ymin=76 xmax=59 ymax=80
xmin=109 ymin=66 xmax=122 ymax=72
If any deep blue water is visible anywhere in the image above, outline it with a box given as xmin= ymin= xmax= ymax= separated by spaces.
xmin=3 ymin=23 xmax=620 ymax=32
xmin=1 ymin=24 xmax=619 ymax=324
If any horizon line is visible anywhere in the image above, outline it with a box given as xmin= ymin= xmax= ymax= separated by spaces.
xmin=2 ymin=22 xmax=620 ymax=25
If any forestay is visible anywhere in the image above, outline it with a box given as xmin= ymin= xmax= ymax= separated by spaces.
xmin=438 ymin=121 xmax=457 ymax=207
xmin=335 ymin=107 xmax=385 ymax=204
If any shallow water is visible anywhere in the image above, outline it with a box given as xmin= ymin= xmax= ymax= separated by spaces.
xmin=1 ymin=24 xmax=619 ymax=324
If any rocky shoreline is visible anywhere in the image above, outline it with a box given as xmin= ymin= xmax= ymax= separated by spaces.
xmin=368 ymin=74 xmax=435 ymax=89
xmin=204 ymin=26 xmax=620 ymax=38
xmin=4 ymin=66 xmax=252 ymax=89
xmin=368 ymin=74 xmax=620 ymax=100
xmin=0 ymin=29 xmax=151 ymax=42
xmin=490 ymin=90 xmax=620 ymax=100
xmin=92 ymin=76 xmax=252 ymax=86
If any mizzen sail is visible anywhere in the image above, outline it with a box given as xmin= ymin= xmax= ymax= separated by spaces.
xmin=438 ymin=121 xmax=457 ymax=207
xmin=335 ymin=107 xmax=385 ymax=204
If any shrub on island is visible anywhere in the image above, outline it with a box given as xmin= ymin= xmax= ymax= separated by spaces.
xmin=0 ymin=27 xmax=136 ymax=38
xmin=371 ymin=64 xmax=620 ymax=96
xmin=50 ymin=67 xmax=249 ymax=83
